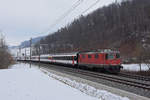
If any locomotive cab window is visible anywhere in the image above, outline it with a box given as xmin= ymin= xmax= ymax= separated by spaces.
xmin=105 ymin=53 xmax=114 ymax=59
xmin=116 ymin=53 xmax=120 ymax=58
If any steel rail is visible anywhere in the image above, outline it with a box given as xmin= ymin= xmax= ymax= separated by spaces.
xmin=119 ymin=72 xmax=150 ymax=81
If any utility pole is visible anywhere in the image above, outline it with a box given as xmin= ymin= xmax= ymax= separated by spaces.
xmin=39 ymin=43 xmax=40 ymax=62
xmin=30 ymin=38 xmax=32 ymax=60
xmin=38 ymin=42 xmax=41 ymax=68
xmin=17 ymin=52 xmax=18 ymax=61
xmin=115 ymin=0 xmax=117 ymax=3
xmin=19 ymin=46 xmax=21 ymax=60
xmin=30 ymin=38 xmax=32 ymax=68
xmin=48 ymin=44 xmax=50 ymax=54
xmin=25 ymin=48 xmax=26 ymax=61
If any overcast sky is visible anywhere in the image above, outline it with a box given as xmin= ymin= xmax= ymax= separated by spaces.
xmin=0 ymin=0 xmax=118 ymax=46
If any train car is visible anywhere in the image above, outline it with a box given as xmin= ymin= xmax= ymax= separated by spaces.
xmin=17 ymin=55 xmax=30 ymax=61
xmin=51 ymin=53 xmax=77 ymax=66
xmin=31 ymin=56 xmax=39 ymax=62
xmin=17 ymin=49 xmax=122 ymax=73
xmin=28 ymin=53 xmax=78 ymax=66
xmin=40 ymin=55 xmax=52 ymax=63
xmin=78 ymin=50 xmax=122 ymax=73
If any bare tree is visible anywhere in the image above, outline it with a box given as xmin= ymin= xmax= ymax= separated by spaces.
xmin=0 ymin=33 xmax=12 ymax=69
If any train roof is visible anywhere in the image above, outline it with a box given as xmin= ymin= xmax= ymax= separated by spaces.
xmin=39 ymin=52 xmax=78 ymax=57
xmin=32 ymin=49 xmax=120 ymax=57
xmin=79 ymin=49 xmax=120 ymax=54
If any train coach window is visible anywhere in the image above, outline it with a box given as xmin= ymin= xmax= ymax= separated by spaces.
xmin=116 ymin=53 xmax=120 ymax=58
xmin=95 ymin=54 xmax=99 ymax=59
xmin=53 ymin=56 xmax=73 ymax=60
xmin=41 ymin=57 xmax=48 ymax=59
xmin=88 ymin=55 xmax=91 ymax=58
xmin=67 ymin=56 xmax=72 ymax=60
xmin=105 ymin=53 xmax=114 ymax=59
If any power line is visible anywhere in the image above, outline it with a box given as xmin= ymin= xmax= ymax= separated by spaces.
xmin=36 ymin=0 xmax=101 ymax=36
xmin=38 ymin=0 xmax=84 ymax=35
xmin=47 ymin=0 xmax=83 ymax=30
xmin=47 ymin=0 xmax=101 ymax=34
xmin=52 ymin=0 xmax=83 ymax=24
xmin=81 ymin=0 xmax=101 ymax=14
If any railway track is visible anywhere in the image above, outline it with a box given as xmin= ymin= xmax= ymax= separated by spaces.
xmin=67 ymin=69 xmax=150 ymax=91
xmin=21 ymin=61 xmax=150 ymax=91
xmin=119 ymin=72 xmax=150 ymax=81
xmin=37 ymin=63 xmax=150 ymax=91
xmin=17 ymin=61 xmax=150 ymax=98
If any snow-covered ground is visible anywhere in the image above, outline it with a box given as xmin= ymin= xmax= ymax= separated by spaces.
xmin=0 ymin=63 xmax=129 ymax=100
xmin=122 ymin=64 xmax=150 ymax=71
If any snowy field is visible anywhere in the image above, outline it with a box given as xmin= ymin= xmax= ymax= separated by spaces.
xmin=122 ymin=64 xmax=150 ymax=71
xmin=0 ymin=63 xmax=129 ymax=100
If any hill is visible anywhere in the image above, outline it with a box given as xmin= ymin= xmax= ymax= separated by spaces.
xmin=34 ymin=0 xmax=150 ymax=60
xmin=19 ymin=36 xmax=44 ymax=48
xmin=9 ymin=36 xmax=44 ymax=56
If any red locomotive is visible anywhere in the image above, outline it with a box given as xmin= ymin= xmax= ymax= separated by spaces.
xmin=18 ymin=49 xmax=123 ymax=73
xmin=78 ymin=50 xmax=122 ymax=73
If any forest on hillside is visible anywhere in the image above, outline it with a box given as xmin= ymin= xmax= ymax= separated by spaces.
xmin=33 ymin=0 xmax=150 ymax=61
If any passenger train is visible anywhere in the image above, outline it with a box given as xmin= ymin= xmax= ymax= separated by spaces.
xmin=17 ymin=49 xmax=123 ymax=73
